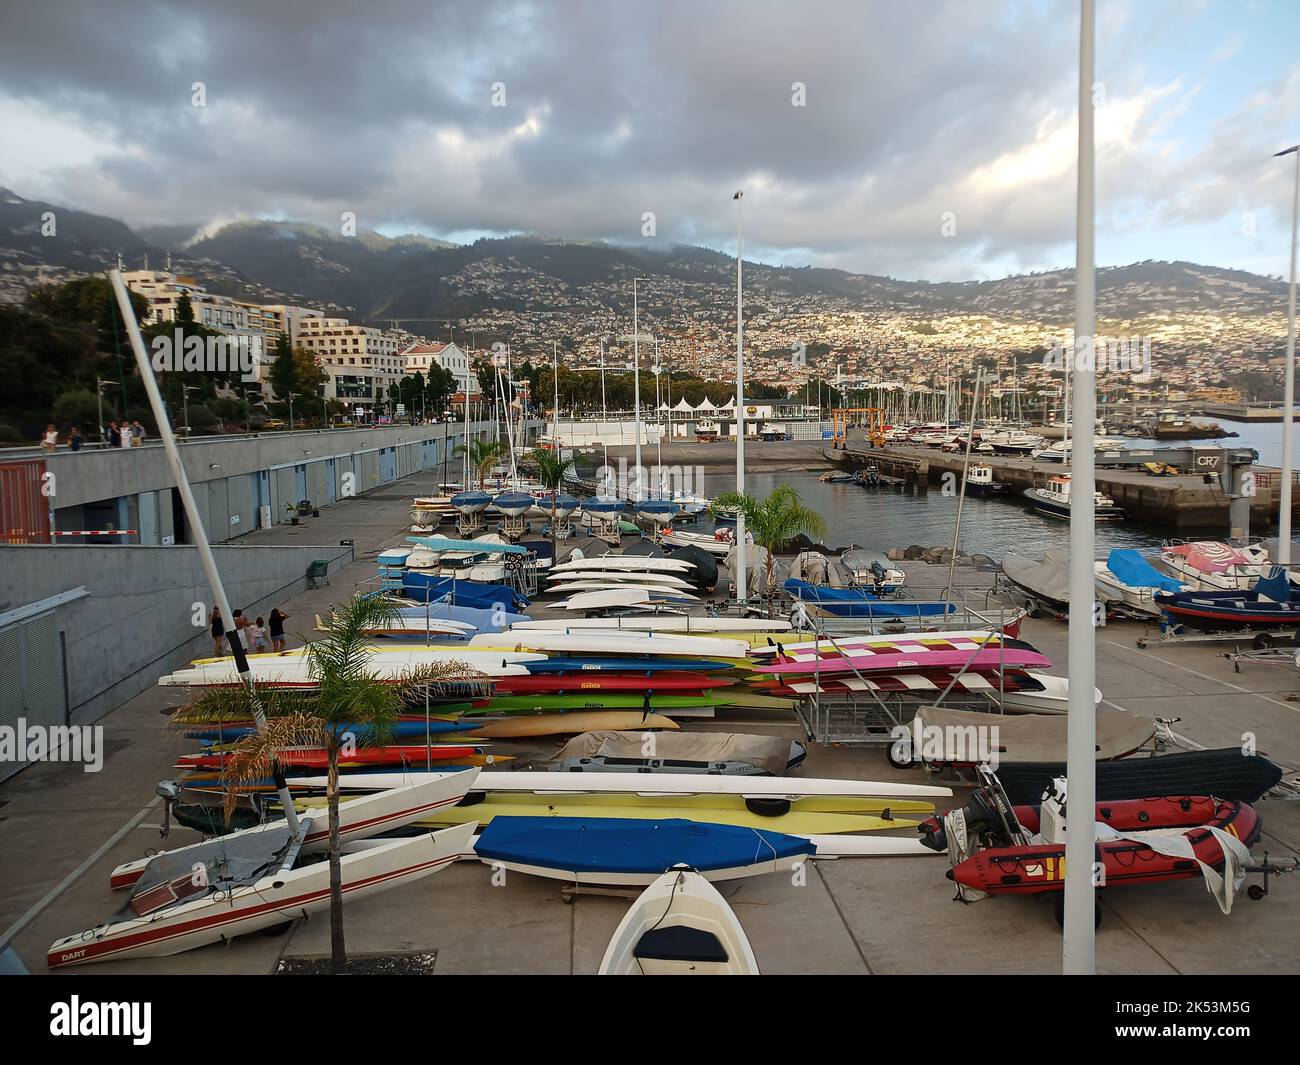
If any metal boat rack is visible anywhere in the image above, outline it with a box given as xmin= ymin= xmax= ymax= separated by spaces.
xmin=779 ymin=592 xmax=1032 ymax=747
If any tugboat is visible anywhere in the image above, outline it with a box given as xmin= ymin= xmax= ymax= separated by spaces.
xmin=963 ymin=464 xmax=1012 ymax=496
xmin=1024 ymin=474 xmax=1124 ymax=521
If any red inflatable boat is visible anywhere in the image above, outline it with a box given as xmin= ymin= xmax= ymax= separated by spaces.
xmin=920 ymin=786 xmax=1261 ymax=905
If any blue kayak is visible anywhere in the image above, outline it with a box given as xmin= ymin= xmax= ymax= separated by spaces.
xmin=184 ymin=719 xmax=481 ymax=743
xmin=475 ymin=816 xmax=816 ymax=876
xmin=523 ymin=658 xmax=736 ymax=674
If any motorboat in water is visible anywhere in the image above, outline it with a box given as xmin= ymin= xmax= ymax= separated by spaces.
xmin=963 ymin=464 xmax=1012 ymax=496
xmin=1024 ymin=474 xmax=1125 ymax=521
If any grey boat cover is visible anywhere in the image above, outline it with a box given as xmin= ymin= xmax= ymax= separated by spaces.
xmin=726 ymin=543 xmax=782 ymax=592
xmin=551 ymin=730 xmax=798 ymax=775
xmin=787 ymin=550 xmax=849 ymax=587
xmin=1002 ymin=550 xmax=1072 ymax=604
xmin=841 ymin=549 xmax=892 ymax=574
xmin=913 ymin=705 xmax=1155 ymax=764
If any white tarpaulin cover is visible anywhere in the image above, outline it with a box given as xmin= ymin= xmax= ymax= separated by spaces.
xmin=551 ymin=730 xmax=799 ymax=774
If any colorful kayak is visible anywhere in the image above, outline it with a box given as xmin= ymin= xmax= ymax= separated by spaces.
xmin=462 ymin=712 xmax=680 ymax=738
xmin=183 ymin=719 xmax=482 ymax=742
xmin=753 ymin=646 xmax=1051 ymax=676
xmin=494 ymin=672 xmax=734 ymax=694
xmin=177 ymin=745 xmax=478 ymax=771
xmin=523 ymin=658 xmax=735 ymax=674
xmin=474 ymin=693 xmax=723 ymax=714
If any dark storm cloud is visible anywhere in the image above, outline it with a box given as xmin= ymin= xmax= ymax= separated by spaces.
xmin=1 ymin=0 xmax=1292 ymax=277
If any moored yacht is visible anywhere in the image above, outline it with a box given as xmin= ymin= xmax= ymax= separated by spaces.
xmin=1024 ymin=474 xmax=1125 ymax=521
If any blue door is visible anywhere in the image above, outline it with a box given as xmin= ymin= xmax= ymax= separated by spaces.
xmin=379 ymin=448 xmax=396 ymax=483
xmin=324 ymin=458 xmax=337 ymax=503
xmin=295 ymin=464 xmax=308 ymax=503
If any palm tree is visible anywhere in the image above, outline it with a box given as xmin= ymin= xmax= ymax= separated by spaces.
xmin=454 ymin=437 xmax=507 ymax=489
xmin=174 ymin=594 xmax=488 ymax=974
xmin=709 ymin=485 xmax=826 ymax=611
xmin=531 ymin=446 xmax=577 ymax=559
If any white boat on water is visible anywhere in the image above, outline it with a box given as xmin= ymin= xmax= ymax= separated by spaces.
xmin=599 ymin=867 xmax=759 ymax=975
xmin=1024 ymin=474 xmax=1125 ymax=521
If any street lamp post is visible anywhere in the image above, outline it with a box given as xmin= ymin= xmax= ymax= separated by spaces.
xmin=95 ymin=377 xmax=115 ymax=445
xmin=1063 ymin=0 xmax=1098 ymax=976
xmin=632 ymin=278 xmax=648 ymax=499
xmin=181 ymin=384 xmax=199 ymax=437
xmin=733 ymin=190 xmax=747 ymax=603
xmin=289 ymin=391 xmax=300 ymax=432
xmin=1275 ymin=143 xmax=1299 ymax=567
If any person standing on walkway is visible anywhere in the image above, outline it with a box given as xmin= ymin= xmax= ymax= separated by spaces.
xmin=69 ymin=426 xmax=83 ymax=451
xmin=210 ymin=606 xmax=225 ymax=657
xmin=247 ymin=616 xmax=266 ymax=653
xmin=268 ymin=607 xmax=288 ymax=652
xmin=41 ymin=424 xmax=58 ymax=453
xmin=119 ymin=421 xmax=133 ymax=448
xmin=132 ymin=421 xmax=145 ymax=446
xmin=232 ymin=609 xmax=249 ymax=650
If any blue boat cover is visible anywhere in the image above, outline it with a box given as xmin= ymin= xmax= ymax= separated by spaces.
xmin=1255 ymin=566 xmax=1293 ymax=604
xmin=1106 ymin=549 xmax=1183 ymax=593
xmin=784 ymin=579 xmax=952 ymax=618
xmin=475 ymin=816 xmax=816 ymax=874
xmin=401 ymin=573 xmax=530 ymax=612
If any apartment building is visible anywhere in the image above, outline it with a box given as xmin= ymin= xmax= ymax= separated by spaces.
xmin=296 ymin=317 xmax=405 ymax=400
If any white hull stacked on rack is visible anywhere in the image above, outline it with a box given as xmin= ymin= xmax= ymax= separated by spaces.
xmin=159 ymin=647 xmax=542 ymax=688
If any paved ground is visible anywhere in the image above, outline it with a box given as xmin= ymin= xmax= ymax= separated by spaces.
xmin=2 ymin=471 xmax=1297 ymax=975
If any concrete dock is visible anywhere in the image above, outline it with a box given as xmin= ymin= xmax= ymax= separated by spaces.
xmin=2 ymin=472 xmax=1297 ymax=975
xmin=834 ymin=443 xmax=1292 ymax=530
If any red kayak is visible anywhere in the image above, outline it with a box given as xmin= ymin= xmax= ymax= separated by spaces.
xmin=921 ymin=790 xmax=1260 ymax=900
xmin=492 ymin=672 xmax=734 ymax=694
xmin=177 ymin=745 xmax=478 ymax=771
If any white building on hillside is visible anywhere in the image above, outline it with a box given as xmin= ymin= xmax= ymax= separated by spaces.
xmin=400 ymin=341 xmax=480 ymax=396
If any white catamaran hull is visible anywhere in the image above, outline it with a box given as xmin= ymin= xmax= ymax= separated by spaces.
xmin=49 ymin=824 xmax=475 ymax=968
xmin=110 ymin=771 xmax=480 ymax=889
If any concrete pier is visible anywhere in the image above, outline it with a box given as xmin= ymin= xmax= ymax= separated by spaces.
xmin=835 ymin=444 xmax=1288 ymax=531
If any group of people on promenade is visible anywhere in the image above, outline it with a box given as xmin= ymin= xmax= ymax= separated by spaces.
xmin=210 ymin=606 xmax=289 ymax=656
xmin=40 ymin=421 xmax=148 ymax=453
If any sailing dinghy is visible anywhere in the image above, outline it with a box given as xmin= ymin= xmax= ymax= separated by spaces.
xmin=599 ymin=866 xmax=759 ymax=974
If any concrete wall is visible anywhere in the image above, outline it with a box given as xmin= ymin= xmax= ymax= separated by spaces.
xmin=0 ymin=543 xmax=352 ymax=726
xmin=38 ymin=418 xmax=542 ymax=543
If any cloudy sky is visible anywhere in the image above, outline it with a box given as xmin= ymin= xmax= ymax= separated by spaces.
xmin=1 ymin=0 xmax=1297 ymax=281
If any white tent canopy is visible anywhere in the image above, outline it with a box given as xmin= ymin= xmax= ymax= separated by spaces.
xmin=694 ymin=397 xmax=718 ymax=412
xmin=672 ymin=397 xmax=694 ymax=412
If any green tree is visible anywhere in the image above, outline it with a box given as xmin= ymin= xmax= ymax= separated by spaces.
xmin=454 ymin=437 xmax=507 ymax=488
xmin=268 ymin=332 xmax=297 ymax=400
xmin=530 ymin=446 xmax=577 ymax=559
xmin=51 ymin=389 xmax=100 ymax=432
xmin=709 ymin=485 xmax=826 ymax=610
xmin=174 ymin=595 xmax=486 ymax=974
